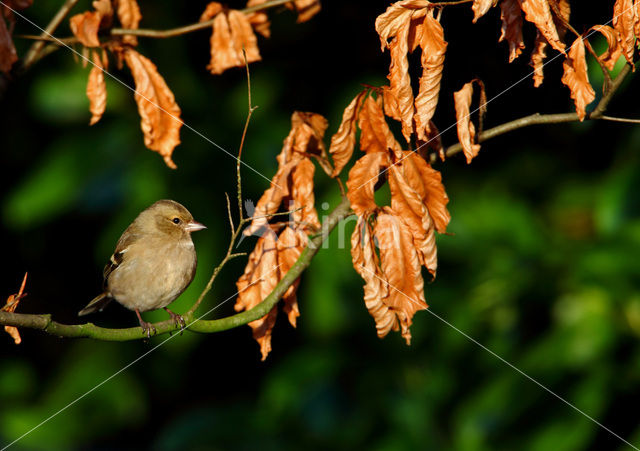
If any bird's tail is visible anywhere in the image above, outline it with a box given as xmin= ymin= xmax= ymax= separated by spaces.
xmin=78 ymin=293 xmax=113 ymax=316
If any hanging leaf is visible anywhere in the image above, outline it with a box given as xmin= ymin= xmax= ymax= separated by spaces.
xmin=346 ymin=152 xmax=391 ymax=215
xmin=590 ymin=25 xmax=622 ymax=70
xmin=613 ymin=0 xmax=637 ymax=65
xmin=453 ymin=80 xmax=483 ymax=163
xmin=2 ymin=273 xmax=28 ymax=345
xmin=115 ymin=0 xmax=141 ymax=46
xmin=246 ymin=0 xmax=271 ymax=38
xmin=499 ymin=0 xmax=525 ymax=62
xmin=124 ymin=48 xmax=182 ymax=168
xmin=414 ymin=11 xmax=447 ymax=141
xmin=472 ymin=0 xmax=495 ymax=23
xmin=87 ymin=50 xmax=107 ymax=125
xmin=530 ymin=31 xmax=547 ymax=86
xmin=518 ymin=0 xmax=565 ymax=53
xmin=561 ymin=37 xmax=595 ymax=121
xmin=359 ymin=94 xmax=401 ymax=154
xmin=328 ymin=89 xmax=367 ymax=177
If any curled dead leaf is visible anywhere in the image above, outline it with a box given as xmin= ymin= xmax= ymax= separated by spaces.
xmin=453 ymin=80 xmax=483 ymax=163
xmin=328 ymin=90 xmax=367 ymax=177
xmin=123 ymin=48 xmax=182 ymax=168
xmin=518 ymin=0 xmax=565 ymax=53
xmin=115 ymin=0 xmax=141 ymax=46
xmin=499 ymin=0 xmax=525 ymax=63
xmin=530 ymin=31 xmax=547 ymax=87
xmin=70 ymin=11 xmax=103 ymax=47
xmin=472 ymin=0 xmax=495 ymax=23
xmin=590 ymin=25 xmax=622 ymax=71
xmin=289 ymin=0 xmax=321 ymax=23
xmin=2 ymin=272 xmax=28 ymax=345
xmin=87 ymin=50 xmax=107 ymax=125
xmin=346 ymin=151 xmax=391 ymax=216
xmin=561 ymin=37 xmax=595 ymax=121
xmin=414 ymin=11 xmax=447 ymax=142
xmin=207 ymin=8 xmax=261 ymax=75
xmin=359 ymin=94 xmax=402 ymax=154
xmin=613 ymin=0 xmax=637 ymax=65
xmin=246 ymin=0 xmax=271 ymax=38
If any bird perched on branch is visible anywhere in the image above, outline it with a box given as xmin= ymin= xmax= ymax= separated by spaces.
xmin=78 ymin=200 xmax=206 ymax=337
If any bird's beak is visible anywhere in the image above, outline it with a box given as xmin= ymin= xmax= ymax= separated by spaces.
xmin=185 ymin=221 xmax=207 ymax=232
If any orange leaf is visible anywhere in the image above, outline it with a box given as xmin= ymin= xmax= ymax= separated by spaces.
xmin=291 ymin=0 xmax=321 ymax=23
xmin=246 ymin=0 xmax=271 ymax=38
xmin=387 ymin=13 xmax=415 ymax=143
xmin=207 ymin=9 xmax=261 ymax=75
xmin=351 ymin=214 xmax=393 ymax=339
xmin=374 ymin=209 xmax=427 ymax=344
xmin=375 ymin=0 xmax=430 ymax=51
xmin=518 ymin=0 xmax=565 ymax=53
xmin=123 ymin=48 xmax=182 ymax=168
xmin=346 ymin=152 xmax=391 ymax=216
xmin=590 ymin=25 xmax=622 ymax=71
xmin=613 ymin=0 xmax=637 ymax=65
xmin=228 ymin=10 xmax=261 ymax=64
xmin=529 ymin=31 xmax=547 ymax=87
xmin=329 ymin=89 xmax=367 ymax=177
xmin=359 ymin=94 xmax=401 ymax=154
xmin=2 ymin=272 xmax=28 ymax=345
xmin=388 ymin=151 xmax=449 ymax=274
xmin=235 ymin=230 xmax=280 ymax=360
xmin=115 ymin=0 xmax=141 ymax=46
xmin=200 ymin=2 xmax=223 ymax=21
xmin=561 ymin=37 xmax=595 ymax=121
xmin=290 ymin=157 xmax=320 ymax=231
xmin=276 ymin=226 xmax=306 ymax=327
xmin=499 ymin=0 xmax=525 ymax=62
xmin=70 ymin=11 xmax=102 ymax=47
xmin=87 ymin=50 xmax=107 ymax=125
xmin=453 ymin=80 xmax=482 ymax=163
xmin=414 ymin=12 xmax=447 ymax=142
xmin=0 ymin=13 xmax=17 ymax=74
xmin=472 ymin=0 xmax=495 ymax=23
xmin=382 ymin=85 xmax=402 ymax=122
xmin=417 ymin=120 xmax=445 ymax=161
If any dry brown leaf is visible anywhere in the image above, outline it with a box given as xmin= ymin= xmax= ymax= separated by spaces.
xmin=328 ymin=90 xmax=367 ymax=177
xmin=290 ymin=157 xmax=320 ymax=231
xmin=206 ymin=8 xmax=261 ymax=75
xmin=382 ymin=85 xmax=402 ymax=122
xmin=530 ymin=31 xmax=548 ymax=86
xmin=518 ymin=0 xmax=565 ymax=53
xmin=115 ymin=0 xmax=141 ymax=46
xmin=235 ymin=230 xmax=280 ymax=360
xmin=87 ymin=50 xmax=107 ymax=125
xmin=291 ymin=0 xmax=321 ymax=23
xmin=0 ymin=13 xmax=17 ymax=74
xmin=245 ymin=112 xmax=325 ymax=236
xmin=346 ymin=152 xmax=391 ymax=216
xmin=414 ymin=12 xmax=447 ymax=141
xmin=200 ymin=2 xmax=223 ymax=21
xmin=123 ymin=48 xmax=182 ymax=168
xmin=351 ymin=214 xmax=394 ymax=339
xmin=499 ymin=0 xmax=525 ymax=62
xmin=374 ymin=209 xmax=427 ymax=344
xmin=2 ymin=272 xmax=28 ymax=345
xmin=561 ymin=37 xmax=595 ymax=121
xmin=70 ymin=11 xmax=102 ymax=47
xmin=613 ymin=0 xmax=637 ymax=65
xmin=550 ymin=0 xmax=570 ymax=40
xmin=359 ymin=94 xmax=401 ymax=154
xmin=453 ymin=80 xmax=482 ymax=163
xmin=276 ymin=226 xmax=306 ymax=327
xmin=635 ymin=0 xmax=640 ymax=40
xmin=472 ymin=0 xmax=495 ymax=23
xmin=376 ymin=1 xmax=432 ymax=142
xmin=590 ymin=25 xmax=622 ymax=70
xmin=246 ymin=0 xmax=271 ymax=38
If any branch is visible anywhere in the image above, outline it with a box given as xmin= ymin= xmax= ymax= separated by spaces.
xmin=0 ymin=197 xmax=352 ymax=341
xmin=439 ymin=63 xmax=634 ymax=161
xmin=20 ymin=0 xmax=80 ymax=70
xmin=110 ymin=0 xmax=293 ymax=39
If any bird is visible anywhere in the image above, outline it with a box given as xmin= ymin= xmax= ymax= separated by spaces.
xmin=78 ymin=199 xmax=206 ymax=337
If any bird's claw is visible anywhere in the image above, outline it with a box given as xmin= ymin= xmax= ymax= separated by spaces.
xmin=139 ymin=320 xmax=157 ymax=339
xmin=164 ymin=308 xmax=186 ymax=334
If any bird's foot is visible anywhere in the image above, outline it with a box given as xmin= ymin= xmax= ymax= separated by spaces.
xmin=164 ymin=307 xmax=186 ymax=333
xmin=135 ymin=309 xmax=157 ymax=339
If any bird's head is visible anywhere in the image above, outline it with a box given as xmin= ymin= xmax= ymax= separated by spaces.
xmin=139 ymin=199 xmax=207 ymax=239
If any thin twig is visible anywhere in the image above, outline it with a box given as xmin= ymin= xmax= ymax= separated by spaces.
xmin=598 ymin=115 xmax=640 ymax=124
xmin=238 ymin=49 xmax=258 ymax=222
xmin=225 ymin=192 xmax=235 ymax=236
xmin=21 ymin=0 xmax=80 ymax=70
xmin=110 ymin=0 xmax=293 ymax=39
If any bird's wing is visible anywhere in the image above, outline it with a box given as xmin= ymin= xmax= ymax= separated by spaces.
xmin=102 ymin=228 xmax=140 ymax=286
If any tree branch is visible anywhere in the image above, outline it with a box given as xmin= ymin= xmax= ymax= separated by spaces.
xmin=0 ymin=197 xmax=352 ymax=341
xmin=439 ymin=63 xmax=635 ymax=161
xmin=20 ymin=0 xmax=80 ymax=70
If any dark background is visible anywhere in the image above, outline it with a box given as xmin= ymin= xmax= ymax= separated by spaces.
xmin=2 ymin=1 xmax=640 ymax=449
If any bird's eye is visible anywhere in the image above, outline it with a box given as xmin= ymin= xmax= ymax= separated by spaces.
xmin=172 ymin=217 xmax=181 ymax=224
